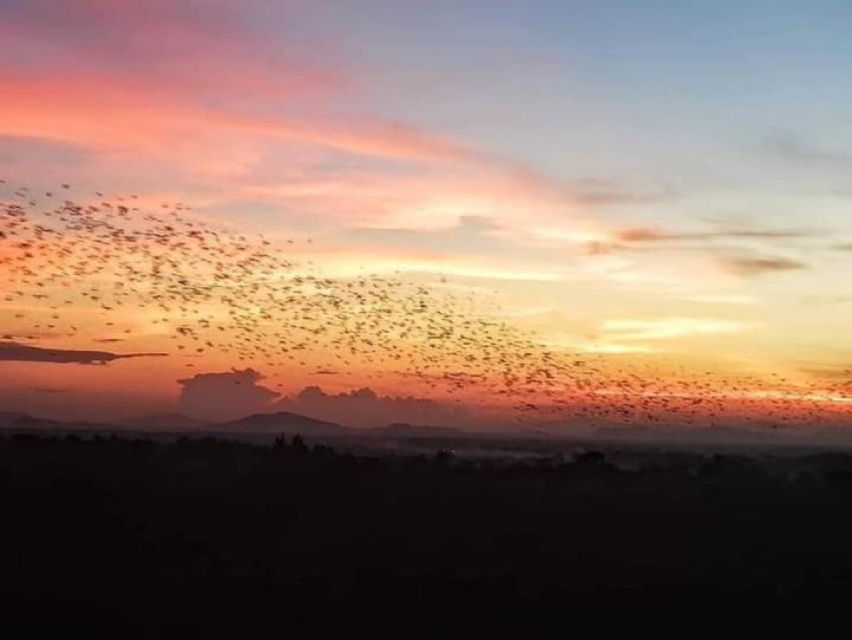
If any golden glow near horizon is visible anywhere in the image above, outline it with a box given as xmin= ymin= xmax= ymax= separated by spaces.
xmin=0 ymin=2 xmax=850 ymax=428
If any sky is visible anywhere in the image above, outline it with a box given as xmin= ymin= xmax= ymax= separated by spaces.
xmin=0 ymin=1 xmax=850 ymax=427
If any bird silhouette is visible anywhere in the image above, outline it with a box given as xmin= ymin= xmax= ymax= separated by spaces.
xmin=0 ymin=181 xmax=849 ymax=429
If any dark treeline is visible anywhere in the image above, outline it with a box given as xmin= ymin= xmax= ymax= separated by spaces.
xmin=3 ymin=432 xmax=852 ymax=632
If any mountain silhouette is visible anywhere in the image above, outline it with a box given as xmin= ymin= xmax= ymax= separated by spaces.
xmin=0 ymin=412 xmax=106 ymax=431
xmin=116 ymin=413 xmax=210 ymax=431
xmin=0 ymin=411 xmax=29 ymax=428
xmin=220 ymin=411 xmax=349 ymax=435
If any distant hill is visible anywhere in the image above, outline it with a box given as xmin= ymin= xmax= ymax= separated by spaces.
xmin=0 ymin=409 xmax=349 ymax=438
xmin=0 ymin=412 xmax=30 ymax=428
xmin=220 ymin=411 xmax=349 ymax=435
xmin=116 ymin=413 xmax=210 ymax=431
xmin=0 ymin=412 xmax=106 ymax=431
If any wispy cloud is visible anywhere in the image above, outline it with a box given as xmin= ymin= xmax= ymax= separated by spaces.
xmin=600 ymin=317 xmax=756 ymax=342
xmin=33 ymin=387 xmax=71 ymax=394
xmin=565 ymin=179 xmax=677 ymax=207
xmin=723 ymin=256 xmax=808 ymax=276
xmin=613 ymin=226 xmax=817 ymax=244
xmin=764 ymin=132 xmax=852 ymax=171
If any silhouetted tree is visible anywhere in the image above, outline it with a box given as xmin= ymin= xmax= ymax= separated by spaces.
xmin=291 ymin=433 xmax=308 ymax=453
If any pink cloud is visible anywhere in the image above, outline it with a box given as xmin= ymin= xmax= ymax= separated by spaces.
xmin=0 ymin=69 xmax=473 ymax=162
xmin=0 ymin=0 xmax=615 ymax=276
xmin=0 ymin=0 xmax=476 ymax=175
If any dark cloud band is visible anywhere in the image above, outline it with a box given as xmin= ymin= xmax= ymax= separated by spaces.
xmin=0 ymin=341 xmax=166 ymax=364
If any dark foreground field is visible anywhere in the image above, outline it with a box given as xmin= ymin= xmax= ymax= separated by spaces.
xmin=3 ymin=432 xmax=852 ymax=632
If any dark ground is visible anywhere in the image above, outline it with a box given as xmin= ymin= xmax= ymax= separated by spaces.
xmin=2 ymin=431 xmax=852 ymax=633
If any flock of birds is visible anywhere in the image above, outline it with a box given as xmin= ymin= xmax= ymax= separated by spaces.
xmin=1 ymin=180 xmax=849 ymax=428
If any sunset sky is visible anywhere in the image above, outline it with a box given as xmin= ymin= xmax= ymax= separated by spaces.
xmin=1 ymin=1 xmax=850 ymax=425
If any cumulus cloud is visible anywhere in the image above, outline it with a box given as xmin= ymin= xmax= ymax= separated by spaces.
xmin=0 ymin=341 xmax=165 ymax=364
xmin=275 ymin=386 xmax=470 ymax=429
xmin=177 ymin=368 xmax=280 ymax=422
xmin=174 ymin=368 xmax=469 ymax=427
